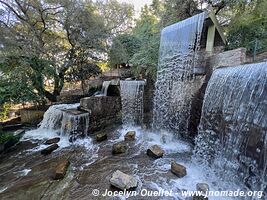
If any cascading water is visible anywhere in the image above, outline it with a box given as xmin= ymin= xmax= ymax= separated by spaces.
xmin=40 ymin=104 xmax=79 ymax=130
xmin=101 ymin=81 xmax=111 ymax=96
xmin=60 ymin=110 xmax=90 ymax=140
xmin=152 ymin=12 xmax=206 ymax=137
xmin=120 ymin=80 xmax=145 ymax=126
xmin=194 ymin=62 xmax=267 ymax=192
xmin=40 ymin=103 xmax=90 ymax=139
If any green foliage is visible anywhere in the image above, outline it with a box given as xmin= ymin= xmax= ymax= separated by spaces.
xmin=0 ymin=132 xmax=14 ymax=145
xmin=0 ymin=0 xmax=134 ymax=105
xmin=160 ymin=0 xmax=199 ymax=27
xmin=226 ymin=0 xmax=267 ymax=52
xmin=0 ymin=130 xmax=20 ymax=145
xmin=0 ymin=55 xmax=54 ymax=104
xmin=108 ymin=34 xmax=141 ymax=68
xmin=130 ymin=33 xmax=160 ymax=80
xmin=0 ymin=103 xmax=11 ymax=121
xmin=129 ymin=4 xmax=161 ymax=79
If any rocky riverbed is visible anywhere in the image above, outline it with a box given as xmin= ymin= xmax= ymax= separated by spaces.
xmin=0 ymin=126 xmax=249 ymax=200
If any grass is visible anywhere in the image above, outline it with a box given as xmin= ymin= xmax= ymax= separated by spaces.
xmin=0 ymin=130 xmax=20 ymax=145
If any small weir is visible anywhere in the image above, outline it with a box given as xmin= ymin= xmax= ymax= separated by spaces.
xmin=39 ymin=104 xmax=89 ymax=140
xmin=101 ymin=81 xmax=111 ymax=96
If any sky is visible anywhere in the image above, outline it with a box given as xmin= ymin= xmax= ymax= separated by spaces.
xmin=118 ymin=0 xmax=152 ymax=15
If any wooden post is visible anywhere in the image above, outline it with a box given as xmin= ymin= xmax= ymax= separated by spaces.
xmin=206 ymin=24 xmax=216 ymax=53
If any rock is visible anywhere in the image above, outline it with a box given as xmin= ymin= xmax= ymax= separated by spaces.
xmin=41 ymin=144 xmax=59 ymax=155
xmin=193 ymin=195 xmax=208 ymax=200
xmin=44 ymin=137 xmax=60 ymax=145
xmin=110 ymin=170 xmax=138 ymax=190
xmin=54 ymin=159 xmax=70 ymax=180
xmin=147 ymin=145 xmax=164 ymax=159
xmin=196 ymin=183 xmax=209 ymax=192
xmin=13 ymin=129 xmax=25 ymax=137
xmin=0 ymin=144 xmax=4 ymax=152
xmin=124 ymin=131 xmax=136 ymax=141
xmin=171 ymin=162 xmax=187 ymax=178
xmin=112 ymin=143 xmax=126 ymax=154
xmin=193 ymin=183 xmax=209 ymax=200
xmin=96 ymin=133 xmax=107 ymax=142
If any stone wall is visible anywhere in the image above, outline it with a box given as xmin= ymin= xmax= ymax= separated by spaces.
xmin=187 ymin=48 xmax=247 ymax=138
xmin=208 ymin=47 xmax=247 ymax=70
xmin=143 ymin=76 xmax=155 ymax=128
xmin=80 ymin=96 xmax=121 ymax=132
xmin=20 ymin=110 xmax=46 ymax=125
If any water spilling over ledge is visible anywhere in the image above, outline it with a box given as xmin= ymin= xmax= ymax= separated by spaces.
xmin=194 ymin=62 xmax=267 ymax=191
xmin=39 ymin=103 xmax=89 ymax=140
xmin=153 ymin=12 xmax=206 ymax=137
xmin=120 ymin=80 xmax=145 ymax=126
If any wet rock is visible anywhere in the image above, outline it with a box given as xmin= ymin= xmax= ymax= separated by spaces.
xmin=193 ymin=183 xmax=209 ymax=200
xmin=171 ymin=162 xmax=187 ymax=178
xmin=193 ymin=195 xmax=208 ymax=200
xmin=96 ymin=133 xmax=107 ymax=142
xmin=196 ymin=183 xmax=209 ymax=192
xmin=110 ymin=170 xmax=138 ymax=190
xmin=41 ymin=144 xmax=59 ymax=155
xmin=112 ymin=143 xmax=126 ymax=154
xmin=44 ymin=137 xmax=60 ymax=145
xmin=13 ymin=129 xmax=25 ymax=137
xmin=54 ymin=159 xmax=70 ymax=180
xmin=147 ymin=145 xmax=164 ymax=159
xmin=124 ymin=131 xmax=136 ymax=141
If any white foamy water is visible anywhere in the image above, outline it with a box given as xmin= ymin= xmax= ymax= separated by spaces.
xmin=115 ymin=127 xmax=192 ymax=154
xmin=40 ymin=104 xmax=80 ymax=130
xmin=21 ymin=103 xmax=93 ymax=152
xmin=114 ymin=127 xmax=251 ymax=200
xmin=22 ymin=129 xmax=71 ymax=152
xmin=14 ymin=169 xmax=31 ymax=177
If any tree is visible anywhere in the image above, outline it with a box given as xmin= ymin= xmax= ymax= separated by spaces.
xmin=96 ymin=0 xmax=134 ymax=35
xmin=108 ymin=34 xmax=141 ymax=68
xmin=65 ymin=63 xmax=102 ymax=95
xmin=225 ymin=0 xmax=267 ymax=52
xmin=129 ymin=4 xmax=161 ymax=79
xmin=0 ymin=0 xmax=134 ymax=104
xmin=161 ymin=0 xmax=200 ymax=27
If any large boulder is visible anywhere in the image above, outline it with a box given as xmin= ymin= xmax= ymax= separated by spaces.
xmin=54 ymin=159 xmax=70 ymax=180
xmin=110 ymin=170 xmax=138 ymax=190
xmin=147 ymin=145 xmax=164 ymax=159
xmin=171 ymin=162 xmax=187 ymax=178
xmin=41 ymin=144 xmax=59 ymax=155
xmin=96 ymin=133 xmax=107 ymax=142
xmin=124 ymin=131 xmax=136 ymax=141
xmin=112 ymin=143 xmax=126 ymax=154
xmin=44 ymin=137 xmax=60 ymax=145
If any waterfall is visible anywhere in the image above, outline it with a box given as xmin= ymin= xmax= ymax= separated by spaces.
xmin=101 ymin=81 xmax=111 ymax=96
xmin=40 ymin=103 xmax=90 ymax=139
xmin=194 ymin=62 xmax=267 ymax=191
xmin=40 ymin=104 xmax=79 ymax=130
xmin=152 ymin=12 xmax=206 ymax=137
xmin=120 ymin=80 xmax=145 ymax=126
